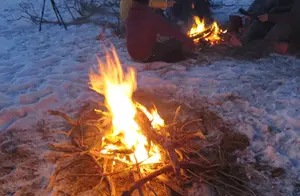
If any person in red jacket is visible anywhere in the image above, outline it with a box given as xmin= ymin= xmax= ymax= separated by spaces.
xmin=125 ymin=0 xmax=195 ymax=63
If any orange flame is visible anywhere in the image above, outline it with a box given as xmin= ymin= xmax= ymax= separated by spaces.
xmin=89 ymin=46 xmax=164 ymax=165
xmin=187 ymin=16 xmax=227 ymax=44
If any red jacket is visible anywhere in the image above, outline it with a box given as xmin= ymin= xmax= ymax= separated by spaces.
xmin=125 ymin=2 xmax=194 ymax=61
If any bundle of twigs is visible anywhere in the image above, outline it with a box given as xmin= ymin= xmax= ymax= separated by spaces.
xmin=46 ymin=103 xmax=256 ymax=196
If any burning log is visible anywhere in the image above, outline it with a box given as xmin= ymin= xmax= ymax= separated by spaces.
xmin=189 ymin=25 xmax=214 ymax=40
xmin=187 ymin=16 xmax=227 ymax=45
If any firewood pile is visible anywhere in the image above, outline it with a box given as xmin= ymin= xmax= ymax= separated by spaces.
xmin=46 ymin=95 xmax=256 ymax=196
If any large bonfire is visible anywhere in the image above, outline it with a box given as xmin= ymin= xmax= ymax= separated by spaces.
xmin=89 ymin=47 xmax=164 ymax=165
xmin=46 ymin=46 xmax=254 ymax=196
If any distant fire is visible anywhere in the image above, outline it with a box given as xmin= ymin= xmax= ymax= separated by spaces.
xmin=188 ymin=16 xmax=227 ymax=45
xmin=89 ymin=47 xmax=164 ymax=165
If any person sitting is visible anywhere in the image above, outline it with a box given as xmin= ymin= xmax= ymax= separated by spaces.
xmin=125 ymin=0 xmax=195 ymax=63
xmin=257 ymin=0 xmax=300 ymax=53
xmin=229 ymin=0 xmax=299 ymax=54
xmin=238 ymin=0 xmax=293 ymax=46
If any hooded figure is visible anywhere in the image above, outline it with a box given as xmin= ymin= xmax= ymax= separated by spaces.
xmin=230 ymin=0 xmax=300 ymax=54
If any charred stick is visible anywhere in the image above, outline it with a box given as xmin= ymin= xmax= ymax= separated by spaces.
xmin=121 ymin=161 xmax=218 ymax=196
xmin=107 ymin=149 xmax=134 ymax=154
xmin=156 ymin=174 xmax=185 ymax=195
xmin=190 ymin=26 xmax=213 ymax=40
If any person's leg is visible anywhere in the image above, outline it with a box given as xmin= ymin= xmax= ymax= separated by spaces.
xmin=255 ymin=23 xmax=291 ymax=54
xmin=240 ymin=20 xmax=273 ymax=45
xmin=265 ymin=23 xmax=291 ymax=42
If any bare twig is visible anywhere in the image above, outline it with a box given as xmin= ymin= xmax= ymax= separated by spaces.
xmin=219 ymin=171 xmax=257 ymax=196
xmin=93 ymin=156 xmax=117 ymax=196
xmin=203 ymin=173 xmax=255 ymax=196
xmin=47 ymin=143 xmax=82 ymax=153
xmin=47 ymin=157 xmax=86 ymax=191
xmin=180 ymin=118 xmax=203 ymax=131
xmin=48 ymin=110 xmax=78 ymax=126
xmin=173 ymin=105 xmax=182 ymax=124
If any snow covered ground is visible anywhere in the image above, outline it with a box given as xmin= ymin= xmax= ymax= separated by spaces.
xmin=1 ymin=0 xmax=300 ymax=195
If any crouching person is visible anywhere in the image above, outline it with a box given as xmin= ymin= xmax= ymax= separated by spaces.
xmin=257 ymin=0 xmax=300 ymax=53
xmin=125 ymin=0 xmax=195 ymax=63
xmin=230 ymin=0 xmax=300 ymax=55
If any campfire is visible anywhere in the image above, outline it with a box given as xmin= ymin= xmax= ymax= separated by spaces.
xmin=188 ymin=16 xmax=227 ymax=45
xmin=47 ymin=46 xmax=255 ymax=196
xmin=89 ymin=48 xmax=164 ymax=165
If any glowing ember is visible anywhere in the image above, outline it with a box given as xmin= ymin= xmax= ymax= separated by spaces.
xmin=89 ymin=47 xmax=164 ymax=165
xmin=187 ymin=16 xmax=227 ymax=44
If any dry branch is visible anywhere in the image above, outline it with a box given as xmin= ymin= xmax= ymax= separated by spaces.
xmin=122 ymin=161 xmax=218 ymax=196
xmin=190 ymin=25 xmax=214 ymax=40
xmin=48 ymin=110 xmax=78 ymax=125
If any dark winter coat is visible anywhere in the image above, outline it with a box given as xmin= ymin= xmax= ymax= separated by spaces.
xmin=268 ymin=0 xmax=300 ymax=48
xmin=125 ymin=2 xmax=194 ymax=61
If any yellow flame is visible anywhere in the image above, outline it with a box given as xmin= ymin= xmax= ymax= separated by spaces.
xmin=89 ymin=46 xmax=164 ymax=165
xmin=136 ymin=103 xmax=165 ymax=130
xmin=187 ymin=16 xmax=226 ymax=44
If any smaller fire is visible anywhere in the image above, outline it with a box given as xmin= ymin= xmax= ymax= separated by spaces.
xmin=187 ymin=16 xmax=227 ymax=45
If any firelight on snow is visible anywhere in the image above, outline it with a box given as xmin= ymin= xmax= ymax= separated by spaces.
xmin=89 ymin=47 xmax=164 ymax=165
xmin=187 ymin=16 xmax=227 ymax=44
